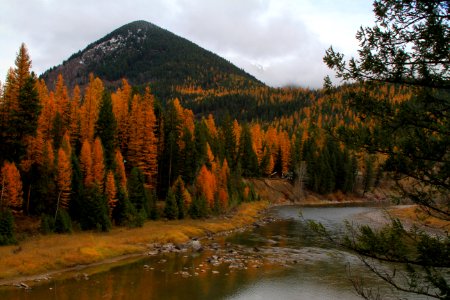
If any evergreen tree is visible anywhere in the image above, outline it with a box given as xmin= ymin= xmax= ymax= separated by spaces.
xmin=238 ymin=125 xmax=259 ymax=177
xmin=0 ymin=44 xmax=41 ymax=163
xmin=363 ymin=155 xmax=374 ymax=195
xmin=173 ymin=176 xmax=186 ymax=219
xmin=7 ymin=74 xmax=41 ymax=162
xmin=323 ymin=1 xmax=449 ymax=298
xmin=193 ymin=121 xmax=208 ymax=172
xmin=189 ymin=195 xmax=207 ymax=219
xmin=54 ymin=209 xmax=72 ymax=233
xmin=69 ymin=153 xmax=84 ymax=222
xmin=179 ymin=128 xmax=196 ymax=184
xmin=158 ymin=100 xmax=182 ymax=196
xmin=80 ymin=185 xmax=111 ymax=232
xmin=221 ymin=114 xmax=237 ymax=167
xmin=0 ymin=209 xmax=16 ymax=245
xmin=27 ymin=162 xmax=57 ymax=216
xmin=95 ymin=91 xmax=117 ymax=170
xmin=342 ymin=149 xmax=357 ymax=193
xmin=164 ymin=188 xmax=178 ymax=220
xmin=112 ymin=187 xmax=144 ymax=227
xmin=289 ymin=132 xmax=303 ymax=174
xmin=302 ymin=138 xmax=319 ymax=192
xmin=128 ymin=167 xmax=148 ymax=217
xmin=147 ymin=190 xmax=159 ymax=220
xmin=51 ymin=112 xmax=64 ymax=150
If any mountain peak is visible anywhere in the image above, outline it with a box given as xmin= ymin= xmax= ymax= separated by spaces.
xmin=41 ymin=20 xmax=262 ymax=94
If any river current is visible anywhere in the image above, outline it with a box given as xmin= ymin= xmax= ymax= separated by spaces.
xmin=0 ymin=205 xmax=432 ymax=299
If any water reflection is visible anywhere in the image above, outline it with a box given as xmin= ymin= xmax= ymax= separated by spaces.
xmin=0 ymin=205 xmax=431 ymax=300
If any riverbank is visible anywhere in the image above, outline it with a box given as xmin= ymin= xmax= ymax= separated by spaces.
xmin=0 ymin=201 xmax=269 ymax=286
xmin=0 ymin=178 xmax=395 ymax=288
xmin=248 ymin=178 xmax=389 ymax=206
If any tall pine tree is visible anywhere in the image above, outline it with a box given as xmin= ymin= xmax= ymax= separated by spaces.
xmin=95 ymin=91 xmax=117 ymax=170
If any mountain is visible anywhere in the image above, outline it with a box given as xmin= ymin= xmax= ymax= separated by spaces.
xmin=41 ymin=20 xmax=263 ymax=94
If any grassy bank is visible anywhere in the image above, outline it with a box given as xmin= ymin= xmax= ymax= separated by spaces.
xmin=0 ymin=201 xmax=268 ymax=283
xmin=389 ymin=205 xmax=450 ymax=231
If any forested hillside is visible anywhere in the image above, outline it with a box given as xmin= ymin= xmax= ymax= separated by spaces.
xmin=0 ymin=41 xmax=393 ymax=243
xmin=41 ymin=20 xmax=262 ymax=99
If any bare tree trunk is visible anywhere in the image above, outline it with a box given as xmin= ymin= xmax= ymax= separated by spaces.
xmin=294 ymin=161 xmax=307 ymax=201
xmin=55 ymin=190 xmax=62 ymax=222
xmin=26 ymin=184 xmax=31 ymax=215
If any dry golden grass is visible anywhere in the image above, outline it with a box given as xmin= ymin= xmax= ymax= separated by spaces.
xmin=390 ymin=205 xmax=450 ymax=230
xmin=0 ymin=201 xmax=268 ymax=281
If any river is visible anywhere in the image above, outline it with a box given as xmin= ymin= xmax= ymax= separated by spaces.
xmin=0 ymin=205 xmax=432 ymax=299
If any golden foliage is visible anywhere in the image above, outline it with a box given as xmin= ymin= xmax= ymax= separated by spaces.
xmin=80 ymin=139 xmax=93 ymax=186
xmin=0 ymin=161 xmax=23 ymax=212
xmin=105 ymin=170 xmax=117 ymax=217
xmin=196 ymin=164 xmax=216 ymax=208
xmin=80 ymin=74 xmax=103 ymax=142
xmin=114 ymin=149 xmax=127 ymax=191
xmin=56 ymin=147 xmax=71 ymax=209
xmin=92 ymin=137 xmax=105 ymax=188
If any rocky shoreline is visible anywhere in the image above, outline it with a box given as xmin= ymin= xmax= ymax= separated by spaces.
xmin=0 ymin=199 xmax=396 ymax=291
xmin=0 ymin=207 xmax=275 ymax=290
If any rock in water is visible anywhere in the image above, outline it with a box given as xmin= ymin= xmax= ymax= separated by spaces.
xmin=191 ymin=240 xmax=203 ymax=252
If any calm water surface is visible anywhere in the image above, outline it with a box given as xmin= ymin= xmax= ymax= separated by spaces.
xmin=0 ymin=205 xmax=431 ymax=299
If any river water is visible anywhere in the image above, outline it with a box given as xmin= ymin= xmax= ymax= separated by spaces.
xmin=0 ymin=205 xmax=432 ymax=299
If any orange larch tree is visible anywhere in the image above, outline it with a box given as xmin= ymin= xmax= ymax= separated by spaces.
xmin=265 ymin=126 xmax=279 ymax=171
xmin=56 ymin=147 xmax=71 ymax=210
xmin=114 ymin=149 xmax=127 ymax=192
xmin=105 ymin=170 xmax=117 ymax=217
xmin=127 ymin=94 xmax=142 ymax=162
xmin=61 ymin=131 xmax=72 ymax=157
xmin=43 ymin=140 xmax=55 ymax=172
xmin=128 ymin=88 xmax=158 ymax=189
xmin=21 ymin=129 xmax=44 ymax=172
xmin=0 ymin=44 xmax=31 ymax=123
xmin=79 ymin=139 xmax=93 ymax=186
xmin=35 ymin=79 xmax=49 ymax=109
xmin=251 ymin=124 xmax=264 ymax=163
xmin=92 ymin=137 xmax=105 ymax=188
xmin=278 ymin=131 xmax=291 ymax=174
xmin=79 ymin=74 xmax=103 ymax=142
xmin=172 ymin=98 xmax=195 ymax=150
xmin=68 ymin=85 xmax=81 ymax=147
xmin=0 ymin=161 xmax=23 ymax=213
xmin=233 ymin=119 xmax=241 ymax=151
xmin=205 ymin=114 xmax=218 ymax=138
xmin=196 ymin=164 xmax=216 ymax=209
xmin=2 ymin=68 xmax=19 ymax=114
xmin=14 ymin=43 xmax=32 ymax=90
xmin=206 ymin=142 xmax=215 ymax=167
xmin=112 ymin=79 xmax=132 ymax=152
xmin=54 ymin=74 xmax=70 ymax=127
xmin=37 ymin=91 xmax=56 ymax=141
xmin=139 ymin=87 xmax=158 ymax=189
xmin=263 ymin=148 xmax=275 ymax=176
xmin=174 ymin=98 xmax=195 ymax=136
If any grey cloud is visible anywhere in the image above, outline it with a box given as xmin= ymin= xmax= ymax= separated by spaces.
xmin=1 ymin=0 xmax=349 ymax=88
xmin=171 ymin=0 xmax=330 ymax=87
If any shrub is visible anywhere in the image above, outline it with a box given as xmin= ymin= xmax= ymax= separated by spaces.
xmin=0 ymin=210 xmax=16 ymax=245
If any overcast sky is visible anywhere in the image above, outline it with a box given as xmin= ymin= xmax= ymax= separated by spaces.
xmin=0 ymin=0 xmax=374 ymax=88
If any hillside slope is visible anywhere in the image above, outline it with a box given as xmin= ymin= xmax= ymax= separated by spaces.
xmin=41 ymin=20 xmax=262 ymax=92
